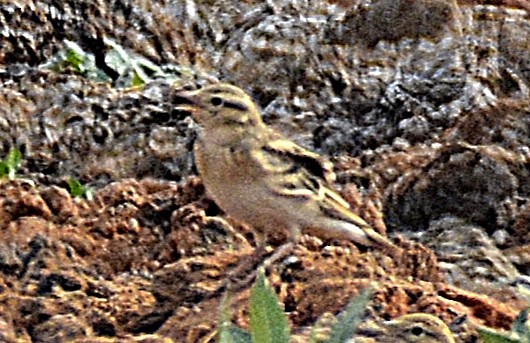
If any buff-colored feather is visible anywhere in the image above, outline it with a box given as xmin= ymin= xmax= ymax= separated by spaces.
xmin=176 ymin=83 xmax=399 ymax=253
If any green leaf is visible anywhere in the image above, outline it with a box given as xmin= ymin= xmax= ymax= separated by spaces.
xmin=131 ymin=68 xmax=147 ymax=87
xmin=249 ymin=269 xmax=290 ymax=343
xmin=68 ymin=178 xmax=93 ymax=199
xmin=324 ymin=288 xmax=374 ymax=343
xmin=68 ymin=178 xmax=84 ymax=197
xmin=6 ymin=148 xmax=22 ymax=170
xmin=512 ymin=308 xmax=529 ymax=337
xmin=477 ymin=327 xmax=521 ymax=343
xmin=0 ymin=161 xmax=9 ymax=179
xmin=65 ymin=49 xmax=86 ymax=73
xmin=0 ymin=148 xmax=22 ymax=179
xmin=64 ymin=41 xmax=88 ymax=74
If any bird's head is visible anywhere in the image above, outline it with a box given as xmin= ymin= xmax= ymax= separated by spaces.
xmin=384 ymin=313 xmax=455 ymax=343
xmin=175 ymin=83 xmax=264 ymax=133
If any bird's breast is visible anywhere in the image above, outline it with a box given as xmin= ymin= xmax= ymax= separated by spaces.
xmin=194 ymin=142 xmax=297 ymax=227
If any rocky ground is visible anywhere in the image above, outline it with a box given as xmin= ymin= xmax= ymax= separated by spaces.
xmin=1 ymin=0 xmax=530 ymax=342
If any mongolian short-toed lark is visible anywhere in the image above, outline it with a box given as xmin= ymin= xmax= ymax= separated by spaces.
xmin=305 ymin=312 xmax=456 ymax=343
xmin=175 ymin=83 xmax=399 ymax=253
xmin=380 ymin=313 xmax=456 ymax=343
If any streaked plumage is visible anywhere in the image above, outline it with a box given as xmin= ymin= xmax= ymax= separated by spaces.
xmin=381 ymin=313 xmax=456 ymax=343
xmin=175 ymin=83 xmax=398 ymax=252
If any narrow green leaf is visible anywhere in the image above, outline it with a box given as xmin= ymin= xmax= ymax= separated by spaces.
xmin=0 ymin=148 xmax=22 ymax=179
xmin=66 ymin=49 xmax=85 ymax=73
xmin=64 ymin=41 xmax=88 ymax=74
xmin=68 ymin=178 xmax=83 ymax=197
xmin=512 ymin=308 xmax=529 ymax=337
xmin=477 ymin=327 xmax=521 ymax=343
xmin=67 ymin=178 xmax=94 ymax=200
xmin=6 ymin=148 xmax=22 ymax=170
xmin=131 ymin=68 xmax=147 ymax=87
xmin=324 ymin=288 xmax=374 ymax=343
xmin=0 ymin=161 xmax=9 ymax=178
xmin=249 ymin=269 xmax=290 ymax=343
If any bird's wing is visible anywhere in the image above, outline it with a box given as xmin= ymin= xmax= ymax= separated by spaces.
xmin=263 ymin=135 xmax=336 ymax=184
xmin=256 ymin=136 xmax=370 ymax=228
xmin=256 ymin=135 xmax=399 ymax=251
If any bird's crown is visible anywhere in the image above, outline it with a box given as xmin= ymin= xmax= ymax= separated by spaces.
xmin=176 ymin=83 xmax=263 ymax=127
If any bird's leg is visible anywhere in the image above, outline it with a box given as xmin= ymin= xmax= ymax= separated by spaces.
xmin=261 ymin=242 xmax=295 ymax=269
xmin=215 ymin=229 xmax=298 ymax=295
xmin=221 ymin=241 xmax=295 ymax=295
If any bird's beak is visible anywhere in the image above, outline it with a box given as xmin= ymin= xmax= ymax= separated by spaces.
xmin=174 ymin=89 xmax=200 ymax=113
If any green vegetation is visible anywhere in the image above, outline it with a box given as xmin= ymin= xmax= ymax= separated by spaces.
xmin=325 ymin=288 xmax=373 ymax=343
xmin=67 ymin=178 xmax=94 ymax=200
xmin=478 ymin=308 xmax=530 ymax=343
xmin=61 ymin=40 xmax=109 ymax=82
xmin=249 ymin=270 xmax=291 ymax=343
xmin=44 ymin=39 xmax=156 ymax=85
xmin=44 ymin=39 xmax=193 ymax=88
xmin=218 ymin=268 xmax=372 ymax=343
xmin=0 ymin=148 xmax=22 ymax=180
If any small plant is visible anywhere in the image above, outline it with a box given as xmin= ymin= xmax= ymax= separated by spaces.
xmin=67 ymin=178 xmax=94 ymax=200
xmin=324 ymin=288 xmax=373 ymax=343
xmin=56 ymin=39 xmax=170 ymax=86
xmin=249 ymin=269 xmax=291 ymax=343
xmin=64 ymin=41 xmax=88 ymax=74
xmin=218 ymin=268 xmax=373 ymax=343
xmin=0 ymin=148 xmax=22 ymax=180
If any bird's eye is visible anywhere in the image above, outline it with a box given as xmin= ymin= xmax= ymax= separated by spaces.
xmin=410 ymin=326 xmax=425 ymax=336
xmin=210 ymin=97 xmax=223 ymax=106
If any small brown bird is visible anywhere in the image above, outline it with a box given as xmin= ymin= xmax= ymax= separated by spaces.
xmin=380 ymin=313 xmax=456 ymax=343
xmin=293 ymin=312 xmax=456 ymax=343
xmin=175 ymin=83 xmax=398 ymax=253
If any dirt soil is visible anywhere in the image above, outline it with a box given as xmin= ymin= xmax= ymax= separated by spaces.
xmin=1 ymin=0 xmax=530 ymax=342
